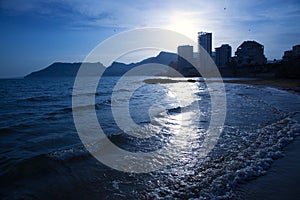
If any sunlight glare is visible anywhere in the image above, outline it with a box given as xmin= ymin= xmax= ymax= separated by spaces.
xmin=166 ymin=12 xmax=199 ymax=40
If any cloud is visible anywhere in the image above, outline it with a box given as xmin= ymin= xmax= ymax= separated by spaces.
xmin=1 ymin=0 xmax=299 ymax=59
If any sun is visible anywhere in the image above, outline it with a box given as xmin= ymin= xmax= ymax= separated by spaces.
xmin=165 ymin=12 xmax=199 ymax=40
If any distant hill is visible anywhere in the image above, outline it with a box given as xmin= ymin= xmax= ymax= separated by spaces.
xmin=25 ymin=62 xmax=94 ymax=78
xmin=24 ymin=51 xmax=177 ymax=78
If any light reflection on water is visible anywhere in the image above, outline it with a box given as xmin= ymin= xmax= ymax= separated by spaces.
xmin=1 ymin=77 xmax=299 ymax=199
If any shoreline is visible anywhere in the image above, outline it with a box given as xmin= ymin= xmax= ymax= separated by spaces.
xmin=144 ymin=78 xmax=300 ymax=95
xmin=222 ymin=79 xmax=300 ymax=95
xmin=236 ymin=123 xmax=300 ymax=199
xmin=144 ymin=77 xmax=300 ymax=199
xmin=229 ymin=81 xmax=300 ymax=199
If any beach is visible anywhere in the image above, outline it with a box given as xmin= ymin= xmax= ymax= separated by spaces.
xmin=236 ymin=130 xmax=300 ymax=199
xmin=230 ymin=80 xmax=300 ymax=199
xmin=222 ymin=79 xmax=300 ymax=95
xmin=144 ymin=77 xmax=300 ymax=199
xmin=1 ymin=77 xmax=300 ymax=199
xmin=210 ymin=78 xmax=300 ymax=199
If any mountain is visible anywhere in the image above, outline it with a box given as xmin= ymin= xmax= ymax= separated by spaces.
xmin=25 ymin=62 xmax=96 ymax=78
xmin=24 ymin=51 xmax=177 ymax=78
xmin=136 ymin=51 xmax=178 ymax=66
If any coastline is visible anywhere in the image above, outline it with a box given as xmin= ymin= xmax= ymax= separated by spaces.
xmin=229 ymin=80 xmax=300 ymax=199
xmin=222 ymin=79 xmax=300 ymax=95
xmin=1 ymin=77 xmax=299 ymax=198
xmin=144 ymin=77 xmax=300 ymax=199
xmin=236 ymin=132 xmax=300 ymax=199
xmin=206 ymin=78 xmax=300 ymax=199
xmin=144 ymin=78 xmax=300 ymax=95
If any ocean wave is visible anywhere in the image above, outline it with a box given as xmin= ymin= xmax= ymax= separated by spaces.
xmin=166 ymin=106 xmax=182 ymax=114
xmin=166 ymin=100 xmax=201 ymax=115
xmin=48 ymin=100 xmax=112 ymax=116
xmin=47 ymin=130 xmax=169 ymax=162
xmin=47 ymin=132 xmax=130 ymax=162
xmin=144 ymin=113 xmax=300 ymax=199
xmin=21 ymin=95 xmax=60 ymax=102
xmin=0 ymin=122 xmax=36 ymax=134
xmin=48 ymin=145 xmax=90 ymax=161
xmin=2 ymin=113 xmax=299 ymax=199
xmin=71 ymin=91 xmax=112 ymax=97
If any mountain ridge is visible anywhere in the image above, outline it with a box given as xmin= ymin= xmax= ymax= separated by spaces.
xmin=25 ymin=51 xmax=177 ymax=78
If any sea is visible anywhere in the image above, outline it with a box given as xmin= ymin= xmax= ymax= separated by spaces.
xmin=0 ymin=76 xmax=300 ymax=199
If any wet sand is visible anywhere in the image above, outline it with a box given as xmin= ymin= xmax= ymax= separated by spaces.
xmin=207 ymin=78 xmax=300 ymax=199
xmin=223 ymin=79 xmax=300 ymax=95
xmin=231 ymin=81 xmax=300 ymax=199
xmin=235 ymin=134 xmax=300 ymax=199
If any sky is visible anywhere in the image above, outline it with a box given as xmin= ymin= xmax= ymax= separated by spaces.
xmin=0 ymin=0 xmax=299 ymax=78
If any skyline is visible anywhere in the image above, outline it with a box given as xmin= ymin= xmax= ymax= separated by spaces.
xmin=0 ymin=0 xmax=300 ymax=78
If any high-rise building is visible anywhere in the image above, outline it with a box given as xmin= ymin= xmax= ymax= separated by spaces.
xmin=235 ymin=41 xmax=266 ymax=66
xmin=211 ymin=51 xmax=216 ymax=63
xmin=215 ymin=44 xmax=232 ymax=68
xmin=177 ymin=45 xmax=194 ymax=72
xmin=198 ymin=32 xmax=212 ymax=56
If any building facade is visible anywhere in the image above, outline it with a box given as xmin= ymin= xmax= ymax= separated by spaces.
xmin=198 ymin=32 xmax=212 ymax=56
xmin=235 ymin=41 xmax=267 ymax=66
xmin=292 ymin=45 xmax=300 ymax=57
xmin=177 ymin=45 xmax=194 ymax=72
xmin=282 ymin=45 xmax=300 ymax=62
xmin=215 ymin=44 xmax=232 ymax=68
xmin=282 ymin=50 xmax=293 ymax=62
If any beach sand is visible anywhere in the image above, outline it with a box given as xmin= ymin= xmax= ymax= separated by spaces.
xmin=223 ymin=79 xmax=300 ymax=95
xmin=212 ymin=78 xmax=300 ymax=199
xmin=235 ymin=116 xmax=300 ymax=199
xmin=229 ymin=80 xmax=300 ymax=199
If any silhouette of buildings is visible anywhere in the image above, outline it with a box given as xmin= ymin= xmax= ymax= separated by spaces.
xmin=198 ymin=32 xmax=212 ymax=56
xmin=235 ymin=41 xmax=267 ymax=66
xmin=177 ymin=45 xmax=194 ymax=72
xmin=177 ymin=45 xmax=199 ymax=76
xmin=279 ymin=44 xmax=300 ymax=78
xmin=293 ymin=45 xmax=300 ymax=56
xmin=283 ymin=50 xmax=293 ymax=62
xmin=215 ymin=44 xmax=232 ymax=68
xmin=173 ymin=32 xmax=300 ymax=78
xmin=211 ymin=51 xmax=216 ymax=63
xmin=283 ymin=45 xmax=300 ymax=62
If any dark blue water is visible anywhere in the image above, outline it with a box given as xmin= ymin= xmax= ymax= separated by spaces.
xmin=0 ymin=77 xmax=300 ymax=199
